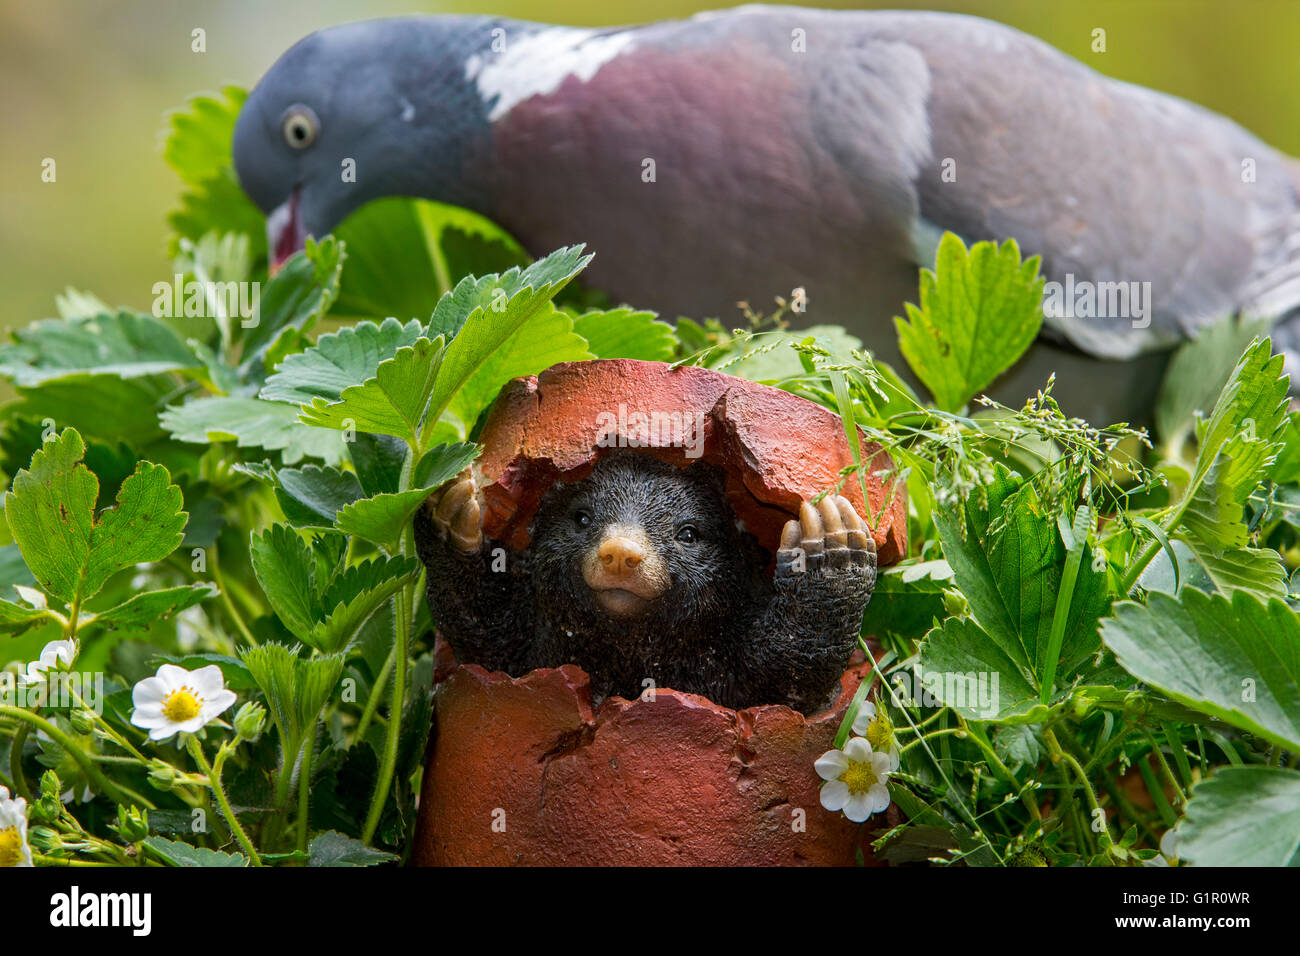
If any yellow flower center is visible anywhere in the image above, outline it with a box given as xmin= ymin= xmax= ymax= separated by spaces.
xmin=0 ymin=826 xmax=23 ymax=867
xmin=865 ymin=710 xmax=894 ymax=751
xmin=162 ymin=687 xmax=203 ymax=723
xmin=839 ymin=758 xmax=880 ymax=795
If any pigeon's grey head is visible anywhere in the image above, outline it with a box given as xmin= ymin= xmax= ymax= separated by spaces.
xmin=234 ymin=16 xmax=496 ymax=268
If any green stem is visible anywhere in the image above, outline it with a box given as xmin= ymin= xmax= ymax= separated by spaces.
xmin=353 ymin=647 xmax=395 ymax=745
xmin=69 ymin=686 xmax=148 ymax=763
xmin=1040 ymin=541 xmax=1084 ymax=705
xmin=1045 ymin=728 xmax=1110 ymax=850
xmin=959 ymin=716 xmax=1042 ymax=821
xmin=188 ymin=736 xmax=262 ymax=866
xmin=9 ymin=721 xmax=32 ymax=802
xmin=362 ymin=572 xmax=410 ymax=844
xmin=211 ymin=547 xmax=257 ymax=646
xmin=0 ymin=706 xmax=152 ymax=808
xmin=1136 ymin=754 xmax=1178 ymax=829
xmin=861 ymin=639 xmax=1002 ymax=862
xmin=34 ymin=854 xmax=117 ymax=867
xmin=297 ymin=728 xmax=317 ymax=856
xmin=1144 ymin=732 xmax=1187 ymax=804
xmin=263 ymin=733 xmax=303 ymax=850
xmin=1118 ymin=468 xmax=1211 ymax=594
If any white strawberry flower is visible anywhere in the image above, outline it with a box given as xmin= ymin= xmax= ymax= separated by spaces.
xmin=815 ymin=735 xmax=893 ymax=822
xmin=19 ymin=638 xmax=77 ymax=687
xmin=130 ymin=664 xmax=236 ymax=741
xmin=851 ymin=699 xmax=901 ymax=770
xmin=0 ymin=786 xmax=33 ymax=867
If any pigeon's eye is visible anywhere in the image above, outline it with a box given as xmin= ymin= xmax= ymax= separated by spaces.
xmin=676 ymin=524 xmax=699 ymax=544
xmin=281 ymin=105 xmax=319 ymax=149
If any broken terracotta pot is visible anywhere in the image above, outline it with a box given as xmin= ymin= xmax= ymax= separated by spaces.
xmin=411 ymin=643 xmax=887 ymax=866
xmin=412 ymin=358 xmax=907 ymax=866
xmin=473 ymin=358 xmax=907 ymax=564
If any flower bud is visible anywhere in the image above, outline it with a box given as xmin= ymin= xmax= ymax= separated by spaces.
xmin=115 ymin=804 xmax=150 ymax=843
xmin=28 ymin=825 xmax=62 ymax=852
xmin=148 ymin=760 xmax=180 ymax=792
xmin=69 ymin=708 xmax=96 ymax=735
xmin=39 ymin=770 xmax=62 ymax=802
xmin=234 ymin=701 xmax=267 ymax=742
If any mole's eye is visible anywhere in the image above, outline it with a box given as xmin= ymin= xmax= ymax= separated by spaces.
xmin=281 ymin=105 xmax=319 ymax=149
xmin=676 ymin=524 xmax=699 ymax=544
xmin=573 ymin=509 xmax=592 ymax=529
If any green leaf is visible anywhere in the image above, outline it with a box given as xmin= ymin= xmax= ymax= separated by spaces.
xmin=0 ymin=598 xmax=55 ymax=635
xmin=572 ymin=308 xmax=676 ymax=361
xmin=0 ymin=311 xmax=201 ymax=386
xmin=1193 ymin=338 xmax=1289 ymax=487
xmin=55 ymin=288 xmax=110 ymax=320
xmin=240 ymin=643 xmax=345 ymax=750
xmin=917 ymin=616 xmax=1046 ymax=722
xmin=164 ymin=87 xmax=264 ymax=256
xmin=160 ymin=396 xmax=346 ymax=466
xmin=1100 ymin=589 xmax=1300 ymax=750
xmin=348 ymin=433 xmax=407 ymax=497
xmin=82 ymin=463 xmax=188 ymax=599
xmin=261 ymin=318 xmax=426 ymax=406
xmin=438 ymin=307 xmax=590 ymax=440
xmin=7 ymin=375 xmax=174 ymax=448
xmin=299 ymin=336 xmax=445 ymax=445
xmin=4 ymin=430 xmax=187 ymax=605
xmin=862 ymin=560 xmax=953 ymax=645
xmin=84 ymin=584 xmax=216 ymax=632
xmin=144 ymin=835 xmax=249 ymax=867
xmin=335 ymin=442 xmax=479 ymax=548
xmin=1171 ymin=340 xmax=1290 ymax=594
xmin=1181 ymin=431 xmax=1278 ymax=552
xmin=425 ymin=247 xmax=591 ymax=427
xmin=242 ymin=237 xmax=345 ymax=366
xmin=1177 ymin=766 xmax=1300 ymax=866
xmin=164 ymin=87 xmax=246 ymax=186
xmin=271 ymin=464 xmax=364 ymax=529
xmin=931 ymin=467 xmax=1109 ymax=686
xmin=250 ymin=525 xmax=319 ymax=643
xmin=308 ymin=829 xmax=398 ymax=867
xmin=332 ymin=197 xmax=528 ymax=321
xmin=311 ymin=555 xmax=421 ymax=653
xmin=4 ymin=430 xmax=96 ymax=604
xmin=1155 ymin=314 xmax=1271 ymax=453
xmin=1179 ymin=542 xmax=1288 ymax=602
xmin=894 ymin=233 xmax=1044 ymax=412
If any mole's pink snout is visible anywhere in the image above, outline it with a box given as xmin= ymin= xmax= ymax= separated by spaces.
xmin=598 ymin=536 xmax=644 ymax=577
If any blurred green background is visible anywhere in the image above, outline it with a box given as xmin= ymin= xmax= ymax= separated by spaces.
xmin=2 ymin=0 xmax=1298 ymax=332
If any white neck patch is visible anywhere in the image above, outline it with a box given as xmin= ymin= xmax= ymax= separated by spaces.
xmin=465 ymin=27 xmax=636 ymax=121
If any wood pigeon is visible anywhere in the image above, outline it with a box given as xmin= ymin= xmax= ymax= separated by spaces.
xmin=232 ymin=6 xmax=1300 ymax=423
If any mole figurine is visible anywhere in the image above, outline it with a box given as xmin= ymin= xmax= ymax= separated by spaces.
xmin=414 ymin=451 xmax=876 ymax=712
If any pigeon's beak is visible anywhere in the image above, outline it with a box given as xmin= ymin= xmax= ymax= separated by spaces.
xmin=266 ymin=186 xmax=305 ymax=274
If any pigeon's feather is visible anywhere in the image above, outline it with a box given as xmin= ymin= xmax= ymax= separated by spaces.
xmin=235 ymin=7 xmax=1300 ymax=420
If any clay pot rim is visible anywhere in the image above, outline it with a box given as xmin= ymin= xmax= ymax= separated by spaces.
xmin=474 ymin=358 xmax=908 ymax=564
xmin=434 ymin=640 xmax=870 ymax=726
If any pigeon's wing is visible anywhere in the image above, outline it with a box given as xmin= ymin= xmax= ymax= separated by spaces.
xmin=838 ymin=11 xmax=1300 ymax=359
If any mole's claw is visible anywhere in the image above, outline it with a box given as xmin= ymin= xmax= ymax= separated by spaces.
xmin=799 ymin=500 xmax=825 ymax=557
xmin=449 ymin=496 xmax=482 ymax=552
xmin=820 ymin=497 xmax=849 ymax=566
xmin=432 ymin=476 xmax=483 ymax=552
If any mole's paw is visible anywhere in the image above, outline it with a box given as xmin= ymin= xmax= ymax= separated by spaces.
xmin=776 ymin=495 xmax=875 ymax=576
xmin=427 ymin=470 xmax=483 ymax=553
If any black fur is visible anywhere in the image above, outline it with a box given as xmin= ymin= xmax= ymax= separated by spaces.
xmin=415 ymin=452 xmax=876 ymax=711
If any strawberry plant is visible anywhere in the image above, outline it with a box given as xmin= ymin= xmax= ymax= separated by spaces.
xmin=1 ymin=88 xmax=1296 ymax=868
